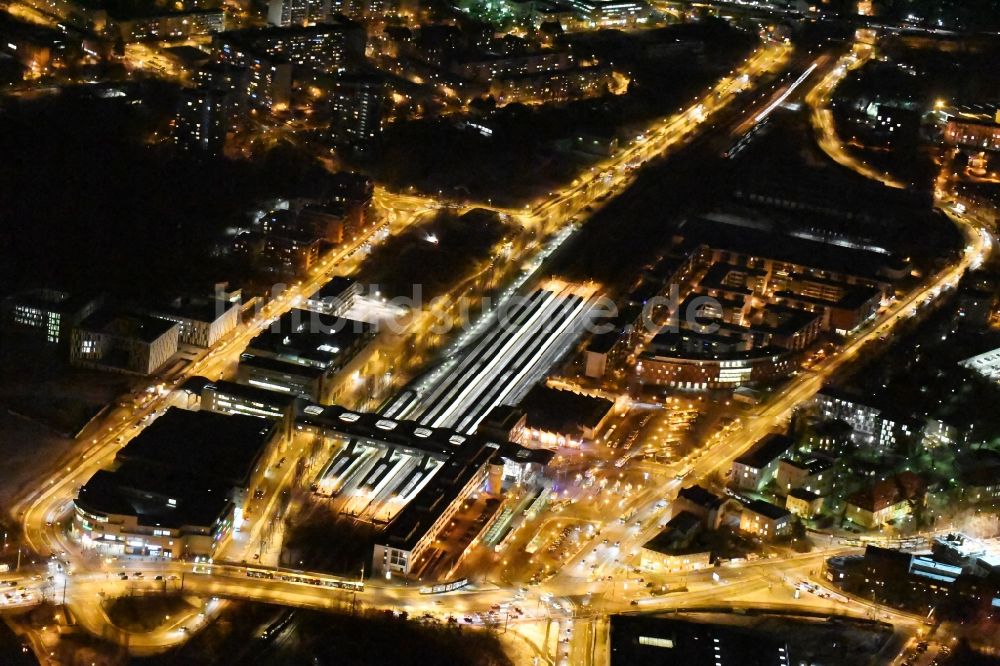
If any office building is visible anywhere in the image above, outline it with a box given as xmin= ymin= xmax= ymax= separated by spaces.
xmin=236 ymin=308 xmax=375 ymax=402
xmin=2 ymin=288 xmax=103 ymax=345
xmin=563 ymin=0 xmax=651 ymax=27
xmin=845 ymin=542 xmax=1000 ymax=616
xmin=181 ymin=376 xmax=300 ymax=439
xmin=71 ymin=310 xmax=179 ymax=375
xmin=147 ymin=296 xmax=240 ymax=348
xmin=304 ymin=277 xmax=362 ymax=316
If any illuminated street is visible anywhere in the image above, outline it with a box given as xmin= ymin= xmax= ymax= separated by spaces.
xmin=3 ymin=2 xmax=1000 ymax=665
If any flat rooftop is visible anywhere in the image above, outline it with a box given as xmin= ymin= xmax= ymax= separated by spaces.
xmin=217 ymin=19 xmax=361 ymax=46
xmin=610 ymin=615 xmax=788 ymax=666
xmin=5 ymin=288 xmax=99 ymax=315
xmin=517 ymin=384 xmax=614 ymax=436
xmin=80 ymin=309 xmax=178 ymax=343
xmin=309 ymin=276 xmax=359 ymax=303
xmin=153 ymin=297 xmax=237 ymax=324
xmin=76 ymin=409 xmax=277 ymax=530
xmin=245 ymin=309 xmax=373 ymax=367
xmin=200 ymin=378 xmax=301 ymax=409
xmin=300 ymin=403 xmax=555 ymax=466
xmin=299 ymin=403 xmax=553 ymax=552
xmin=676 ymin=484 xmax=724 ymax=510
xmin=116 ymin=408 xmax=278 ymax=488
xmin=679 ymin=214 xmax=892 ymax=282
xmin=239 ymin=353 xmax=327 ymax=379
xmin=77 ymin=463 xmax=232 ymax=530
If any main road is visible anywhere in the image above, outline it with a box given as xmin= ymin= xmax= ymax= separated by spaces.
xmin=11 ymin=36 xmax=945 ymax=665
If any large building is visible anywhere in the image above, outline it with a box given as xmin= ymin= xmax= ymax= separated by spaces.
xmin=489 ymin=64 xmax=613 ymax=106
xmin=72 ymin=409 xmax=282 ymax=560
xmin=483 ymin=384 xmax=616 ymax=449
xmin=639 ymin=511 xmax=711 ymax=573
xmin=293 ymin=404 xmax=553 ymax=578
xmin=610 ymin=615 xmax=790 ymax=666
xmin=182 ymin=376 xmax=301 ymax=440
xmin=236 ymin=308 xmax=376 ymax=402
xmin=172 ymin=88 xmax=230 ymax=154
xmin=842 ymin=541 xmax=1000 ymax=617
xmin=267 ymin=0 xmax=329 ymax=26
xmin=329 ymin=74 xmax=386 ymax=159
xmin=213 ymin=21 xmax=366 ymax=114
xmin=2 ymin=288 xmax=103 ymax=346
xmin=304 ymin=276 xmax=362 ymax=316
xmin=71 ymin=310 xmax=179 ymax=375
xmin=633 ymin=214 xmax=893 ymax=392
xmin=147 ymin=296 xmax=240 ymax=348
xmin=811 ymin=387 xmax=920 ymax=454
xmin=961 ymin=346 xmax=1000 ymax=384
xmin=216 ymin=21 xmax=365 ymax=73
xmin=113 ymin=10 xmax=225 ymax=42
xmin=562 ymin=0 xmax=652 ymax=27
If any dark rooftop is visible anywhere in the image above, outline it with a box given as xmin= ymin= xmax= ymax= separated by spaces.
xmin=610 ymin=615 xmax=788 ymax=666
xmin=244 ymin=309 xmax=373 ymax=368
xmin=75 ymin=409 xmax=277 ymax=531
xmin=734 ymin=433 xmax=793 ymax=470
xmin=679 ymin=214 xmax=892 ymax=282
xmin=116 ymin=408 xmax=278 ymax=488
xmin=308 ymin=276 xmax=359 ymax=303
xmin=744 ymin=498 xmax=791 ymax=521
xmin=201 ymin=378 xmax=302 ymax=409
xmin=239 ymin=353 xmax=327 ymax=379
xmin=847 ymin=472 xmax=925 ymax=513
xmin=780 ymin=454 xmax=833 ymax=475
xmin=788 ymin=487 xmax=820 ymax=502
xmin=152 ymin=296 xmax=237 ymax=324
xmin=76 ymin=463 xmax=232 ymax=530
xmin=517 ymin=384 xmax=614 ymax=436
xmin=676 ymin=484 xmax=724 ymax=510
xmin=642 ymin=510 xmax=704 ymax=556
xmin=80 ymin=309 xmax=179 ymax=343
xmin=5 ymin=288 xmax=101 ymax=315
